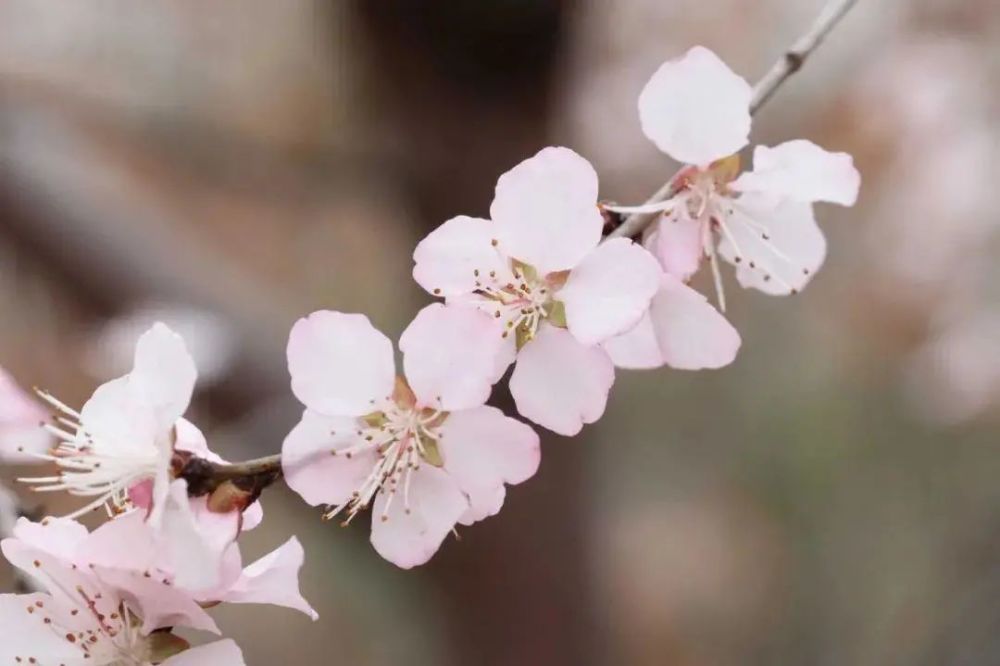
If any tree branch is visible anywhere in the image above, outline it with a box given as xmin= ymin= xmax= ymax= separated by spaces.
xmin=176 ymin=0 xmax=859 ymax=504
xmin=605 ymin=0 xmax=859 ymax=242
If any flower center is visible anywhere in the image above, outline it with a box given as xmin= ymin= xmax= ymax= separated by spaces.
xmin=473 ymin=261 xmax=568 ymax=349
xmin=18 ymin=390 xmax=162 ymax=520
xmin=19 ymin=561 xmax=153 ymax=665
xmin=323 ymin=379 xmax=447 ymax=526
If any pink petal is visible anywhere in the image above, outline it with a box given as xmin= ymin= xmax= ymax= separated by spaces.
xmin=241 ymin=501 xmax=264 ymax=531
xmin=648 ymin=276 xmax=741 ymax=370
xmin=413 ymin=215 xmax=513 ymax=297
xmin=129 ymin=323 xmax=197 ymax=429
xmin=158 ymin=481 xmax=239 ymax=593
xmin=0 ymin=593 xmax=83 ymax=664
xmin=458 ymin=485 xmax=506 ymax=526
xmin=732 ymin=140 xmax=861 ymax=206
xmin=369 ymin=465 xmax=467 ymax=568
xmin=652 ymin=211 xmax=704 ymax=281
xmin=281 ymin=410 xmax=376 ymax=507
xmin=218 ymin=537 xmax=318 ymax=620
xmin=78 ymin=511 xmax=158 ymax=571
xmin=718 ymin=195 xmax=826 ymax=295
xmin=173 ymin=418 xmax=222 ymax=463
xmin=638 ymin=46 xmax=752 ymax=166
xmin=0 ymin=367 xmax=50 ymax=460
xmin=399 ymin=303 xmax=504 ymax=411
xmin=437 ymin=405 xmax=540 ymax=523
xmin=287 ymin=311 xmax=396 ymax=417
xmin=509 ymin=326 xmax=615 ymax=436
xmin=490 ymin=147 xmax=603 ymax=274
xmin=602 ymin=310 xmax=669 ymax=370
xmin=559 ymin=238 xmax=662 ymax=346
xmin=163 ymin=639 xmax=246 ymax=666
xmin=12 ymin=516 xmax=88 ymax=562
xmin=95 ymin=565 xmax=220 ymax=635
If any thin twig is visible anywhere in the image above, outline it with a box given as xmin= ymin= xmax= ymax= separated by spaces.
xmin=177 ymin=0 xmax=859 ymax=499
xmin=605 ymin=0 xmax=859 ymax=241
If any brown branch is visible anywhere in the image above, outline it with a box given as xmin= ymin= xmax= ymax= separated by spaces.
xmin=605 ymin=0 xmax=859 ymax=242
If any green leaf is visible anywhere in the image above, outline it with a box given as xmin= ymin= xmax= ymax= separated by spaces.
xmin=515 ymin=324 xmax=534 ymax=351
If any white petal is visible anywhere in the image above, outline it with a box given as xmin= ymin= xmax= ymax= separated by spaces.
xmin=282 ymin=410 xmax=376 ymax=507
xmin=438 ymin=406 xmax=540 ymax=523
xmin=559 ymin=238 xmax=662 ymax=346
xmin=287 ymin=311 xmax=396 ymax=417
xmin=163 ymin=640 xmax=246 ymax=666
xmin=638 ymin=46 xmax=752 ymax=166
xmin=648 ymin=277 xmax=741 ymax=370
xmin=399 ymin=303 xmax=504 ymax=411
xmin=77 ymin=376 xmax=159 ymax=458
xmin=219 ymin=537 xmax=318 ymax=620
xmin=491 ymin=147 xmax=603 ymax=274
xmin=412 ymin=216 xmax=513 ymax=297
xmin=731 ymin=140 xmax=861 ymax=206
xmin=129 ymin=323 xmax=197 ymax=429
xmin=509 ymin=326 xmax=615 ymax=436
xmin=717 ymin=195 xmax=826 ymax=295
xmin=370 ymin=466 xmax=467 ymax=569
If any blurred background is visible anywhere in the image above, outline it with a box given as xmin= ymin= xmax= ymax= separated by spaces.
xmin=1 ymin=1 xmax=998 ymax=664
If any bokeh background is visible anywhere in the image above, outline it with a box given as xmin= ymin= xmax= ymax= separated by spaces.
xmin=1 ymin=1 xmax=999 ymax=664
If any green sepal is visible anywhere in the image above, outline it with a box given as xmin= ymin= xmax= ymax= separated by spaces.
xmin=422 ymin=438 xmax=445 ymax=467
xmin=545 ymin=300 xmax=567 ymax=328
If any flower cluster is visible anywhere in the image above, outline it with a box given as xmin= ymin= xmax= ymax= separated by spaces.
xmin=0 ymin=43 xmax=859 ymax=662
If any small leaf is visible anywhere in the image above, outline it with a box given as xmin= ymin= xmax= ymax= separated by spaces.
xmin=422 ymin=438 xmax=445 ymax=467
xmin=392 ymin=376 xmax=417 ymax=410
xmin=362 ymin=411 xmax=388 ymax=429
xmin=511 ymin=259 xmax=539 ymax=284
xmin=710 ymin=153 xmax=742 ymax=186
xmin=545 ymin=300 xmax=567 ymax=328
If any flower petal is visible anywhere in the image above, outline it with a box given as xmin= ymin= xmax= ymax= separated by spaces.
xmin=509 ymin=325 xmax=615 ymax=436
xmin=731 ymin=140 xmax=861 ymax=206
xmin=638 ymin=46 xmax=752 ymax=166
xmin=717 ymin=195 xmax=826 ymax=295
xmin=163 ymin=640 xmax=246 ymax=666
xmin=649 ymin=276 xmax=741 ymax=370
xmin=287 ymin=311 xmax=396 ymax=417
xmin=399 ymin=303 xmax=504 ymax=411
xmin=437 ymin=405 xmax=540 ymax=523
xmin=216 ymin=537 xmax=318 ymax=620
xmin=282 ymin=410 xmax=375 ymax=507
xmin=652 ymin=210 xmax=704 ymax=280
xmin=130 ymin=323 xmax=197 ymax=429
xmin=158 ymin=481 xmax=239 ymax=593
xmin=413 ymin=216 xmax=513 ymax=298
xmin=602 ymin=310 xmax=665 ymax=370
xmin=77 ymin=376 xmax=158 ymax=458
xmin=491 ymin=147 xmax=603 ymax=274
xmin=559 ymin=238 xmax=662 ymax=346
xmin=0 ymin=593 xmax=83 ymax=664
xmin=369 ymin=465 xmax=467 ymax=568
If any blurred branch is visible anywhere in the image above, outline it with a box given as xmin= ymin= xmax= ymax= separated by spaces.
xmin=605 ymin=0 xmax=859 ymax=242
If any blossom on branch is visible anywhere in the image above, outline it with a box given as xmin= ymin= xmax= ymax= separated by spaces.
xmin=414 ymin=147 xmax=662 ymax=435
xmin=282 ymin=304 xmax=540 ymax=568
xmin=609 ymin=46 xmax=860 ymax=310
xmin=0 ymin=518 xmax=245 ymax=665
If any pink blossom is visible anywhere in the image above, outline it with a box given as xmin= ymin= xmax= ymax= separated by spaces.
xmin=413 ymin=147 xmax=662 ymax=435
xmin=20 ymin=323 xmax=197 ymax=520
xmin=282 ymin=304 xmax=540 ymax=568
xmin=610 ymin=47 xmax=860 ymax=309
xmin=0 ymin=518 xmax=245 ymax=665
xmin=603 ymin=272 xmax=741 ymax=371
xmin=0 ymin=366 xmax=51 ymax=462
